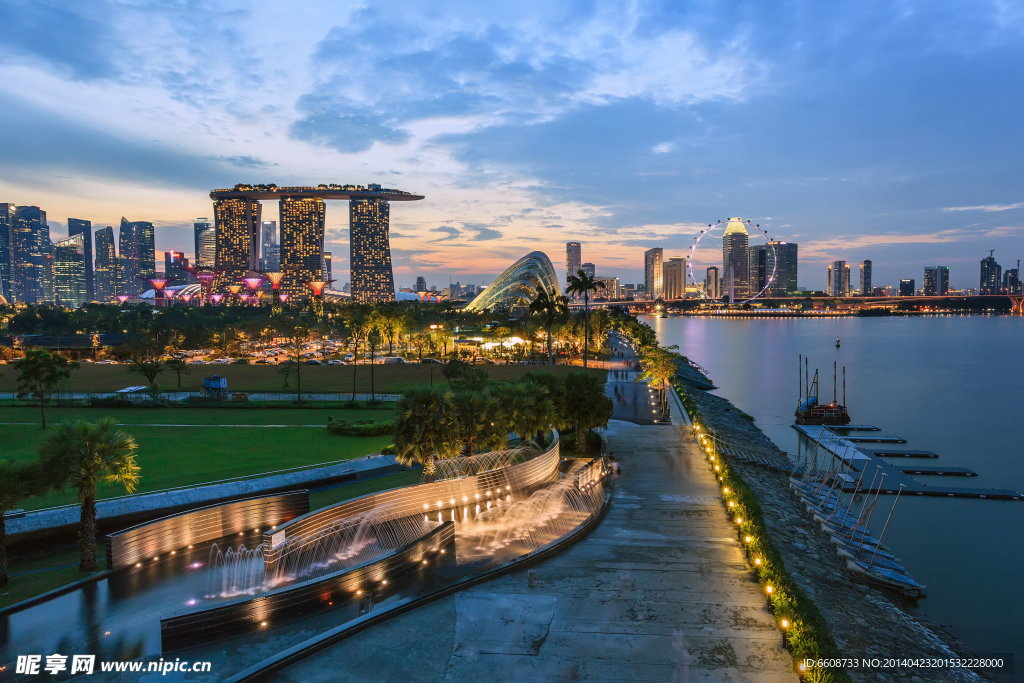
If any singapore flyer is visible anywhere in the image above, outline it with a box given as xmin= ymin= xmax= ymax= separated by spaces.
xmin=686 ymin=217 xmax=778 ymax=305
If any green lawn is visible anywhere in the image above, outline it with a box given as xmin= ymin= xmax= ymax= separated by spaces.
xmin=0 ymin=406 xmax=392 ymax=426
xmin=309 ymin=469 xmax=422 ymax=509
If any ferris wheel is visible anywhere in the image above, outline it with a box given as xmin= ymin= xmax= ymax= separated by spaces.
xmin=686 ymin=218 xmax=778 ymax=304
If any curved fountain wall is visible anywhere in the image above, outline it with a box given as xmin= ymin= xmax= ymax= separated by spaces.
xmin=105 ymin=492 xmax=309 ymax=570
xmin=160 ymin=521 xmax=455 ymax=652
xmin=262 ymin=433 xmax=560 ymax=571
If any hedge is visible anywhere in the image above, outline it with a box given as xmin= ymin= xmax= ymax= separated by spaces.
xmin=326 ymin=418 xmax=394 ymax=437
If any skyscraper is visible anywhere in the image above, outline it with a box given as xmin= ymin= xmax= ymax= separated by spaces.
xmin=415 ymin=276 xmax=427 ymax=292
xmin=214 ymin=198 xmax=262 ymax=292
xmin=0 ymin=203 xmax=15 ymax=301
xmin=859 ymin=260 xmax=872 ymax=296
xmin=644 ymin=248 xmax=664 ymax=300
xmin=54 ymin=233 xmax=87 ymax=308
xmin=980 ymin=252 xmax=1001 ymax=294
xmin=566 ymin=242 xmax=581 ymax=286
xmin=705 ymin=266 xmax=720 ymax=299
xmin=581 ymin=262 xmax=595 ymax=277
xmin=119 ymin=218 xmax=140 ymax=296
xmin=136 ymin=221 xmax=155 ymax=280
xmin=1003 ymin=268 xmax=1020 ymax=295
xmin=94 ymin=226 xmax=119 ymax=301
xmin=194 ymin=218 xmax=216 ymax=268
xmin=67 ymin=218 xmax=94 ymax=302
xmin=722 ymin=218 xmax=749 ymax=299
xmin=278 ymin=197 xmax=325 ymax=297
xmin=766 ymin=241 xmax=797 ymax=296
xmin=13 ymin=206 xmax=52 ymax=304
xmin=663 ymin=257 xmax=687 ymax=299
xmin=349 ymin=196 xmax=395 ymax=302
xmin=923 ymin=266 xmax=949 ymax=296
xmin=261 ymin=220 xmax=279 ymax=270
xmin=899 ymin=279 xmax=915 ymax=296
xmin=323 ymin=251 xmax=332 ymax=284
xmin=165 ymin=251 xmax=190 ymax=284
xmin=747 ymin=244 xmax=767 ymax=296
xmin=828 ymin=260 xmax=849 ymax=297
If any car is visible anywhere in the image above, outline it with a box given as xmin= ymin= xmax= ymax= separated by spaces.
xmin=327 ymin=359 xmax=344 ymax=365
xmin=232 ymin=358 xmax=249 ymax=364
xmin=305 ymin=359 xmax=323 ymax=365
xmin=379 ymin=357 xmax=405 ymax=364
xmin=255 ymin=359 xmax=271 ymax=364
xmin=344 ymin=354 xmax=355 ymax=361
xmin=420 ymin=358 xmax=442 ymax=364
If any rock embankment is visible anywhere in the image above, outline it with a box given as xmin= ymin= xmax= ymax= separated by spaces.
xmin=688 ymin=389 xmax=986 ymax=683
xmin=675 ymin=358 xmax=715 ymax=389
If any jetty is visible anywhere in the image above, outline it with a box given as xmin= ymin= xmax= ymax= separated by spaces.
xmin=793 ymin=425 xmax=1022 ymax=501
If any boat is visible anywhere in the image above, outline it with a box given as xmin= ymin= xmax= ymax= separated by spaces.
xmin=795 ymin=359 xmax=851 ymax=425
xmin=836 ymin=337 xmax=841 ymax=348
xmin=846 ymin=558 xmax=926 ymax=598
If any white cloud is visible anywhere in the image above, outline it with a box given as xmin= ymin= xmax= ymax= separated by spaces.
xmin=942 ymin=202 xmax=1023 ymax=212
xmin=652 ymin=142 xmax=674 ymax=154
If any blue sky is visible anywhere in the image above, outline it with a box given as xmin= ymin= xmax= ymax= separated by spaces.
xmin=0 ymin=0 xmax=1021 ymax=290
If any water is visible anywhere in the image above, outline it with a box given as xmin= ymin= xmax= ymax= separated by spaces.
xmin=650 ymin=314 xmax=1024 ymax=678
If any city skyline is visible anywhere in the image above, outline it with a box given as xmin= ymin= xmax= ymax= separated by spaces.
xmin=0 ymin=2 xmax=1021 ymax=290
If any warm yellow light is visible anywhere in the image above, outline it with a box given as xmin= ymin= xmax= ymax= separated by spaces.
xmin=745 ymin=535 xmax=751 ymax=543
xmin=723 ymin=487 xmax=729 ymax=494
xmin=781 ymin=619 xmax=789 ymax=628
xmin=728 ymin=501 xmax=735 ymax=508
xmin=735 ymin=517 xmax=742 ymax=524
xmin=755 ymin=557 xmax=762 ymax=565
xmin=766 ymin=586 xmax=773 ymax=594
xmin=715 ymin=465 xmax=720 ymax=471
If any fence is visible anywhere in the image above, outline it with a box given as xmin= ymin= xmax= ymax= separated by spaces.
xmin=0 ymin=391 xmax=402 ymax=409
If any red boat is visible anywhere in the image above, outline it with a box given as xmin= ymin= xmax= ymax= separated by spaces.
xmin=795 ymin=359 xmax=852 ymax=425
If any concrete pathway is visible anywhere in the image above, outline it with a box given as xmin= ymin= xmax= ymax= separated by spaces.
xmin=273 ymin=409 xmax=796 ymax=681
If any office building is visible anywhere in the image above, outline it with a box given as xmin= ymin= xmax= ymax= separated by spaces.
xmin=54 ymin=233 xmax=87 ymax=308
xmin=899 ymin=279 xmax=915 ymax=296
xmin=214 ymin=198 xmax=262 ymax=292
xmin=581 ymin=262 xmax=595 ymax=277
xmin=261 ymin=220 xmax=279 ymax=270
xmin=722 ymin=217 xmax=749 ymax=300
xmin=194 ymin=218 xmax=216 ymax=268
xmin=415 ymin=276 xmax=427 ymax=292
xmin=747 ymin=245 xmax=767 ymax=296
xmin=594 ymin=276 xmax=619 ymax=300
xmin=94 ymin=226 xmax=119 ymax=301
xmin=323 ymin=251 xmax=332 ymax=284
xmin=276 ymin=197 xmax=323 ymax=297
xmin=924 ymin=266 xmax=949 ymax=296
xmin=12 ymin=206 xmax=53 ymax=304
xmin=644 ymin=247 xmax=664 ymax=299
xmin=980 ymin=253 xmax=1002 ymax=294
xmin=766 ymin=241 xmax=797 ymax=296
xmin=0 ymin=203 xmax=13 ymax=301
xmin=859 ymin=260 xmax=872 ymax=297
xmin=662 ymin=256 xmax=687 ymax=300
xmin=705 ymin=266 xmax=720 ymax=299
xmin=165 ymin=251 xmax=191 ymax=284
xmin=118 ymin=218 xmax=155 ymax=295
xmin=827 ymin=260 xmax=850 ymax=296
xmin=349 ymin=196 xmax=395 ymax=302
xmin=566 ymin=241 xmax=581 ymax=286
xmin=1002 ymin=268 xmax=1020 ymax=294
xmin=67 ymin=218 xmax=94 ymax=301
xmin=622 ymin=283 xmax=635 ymax=300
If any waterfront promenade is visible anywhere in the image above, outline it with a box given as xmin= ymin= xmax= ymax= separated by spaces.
xmin=273 ymin=412 xmax=795 ymax=680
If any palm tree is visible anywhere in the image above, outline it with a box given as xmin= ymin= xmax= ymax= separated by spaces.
xmin=529 ymin=287 xmax=568 ymax=369
xmin=565 ymin=271 xmax=605 ymax=368
xmin=394 ymin=387 xmax=462 ymax=481
xmin=563 ymin=371 xmax=615 ymax=454
xmin=39 ymin=418 xmax=141 ymax=571
xmin=0 ymin=460 xmax=43 ymax=586
xmin=452 ymin=390 xmax=502 ymax=456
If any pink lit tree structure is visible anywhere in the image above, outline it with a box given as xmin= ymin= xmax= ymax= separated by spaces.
xmin=116 ymin=295 xmax=130 ymax=305
xmin=307 ymin=279 xmax=333 ymax=318
xmin=210 ymin=293 xmax=225 ymax=304
xmin=226 ymin=284 xmax=243 ymax=305
xmin=137 ymin=276 xmax=175 ymax=307
xmin=262 ymin=271 xmax=285 ymax=313
xmin=242 ymin=275 xmax=265 ymax=306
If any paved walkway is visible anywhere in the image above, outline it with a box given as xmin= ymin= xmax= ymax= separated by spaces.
xmin=273 ymin=399 xmax=796 ymax=681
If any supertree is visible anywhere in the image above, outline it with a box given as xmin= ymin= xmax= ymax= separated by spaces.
xmin=210 ymin=293 xmax=225 ymax=305
xmin=138 ymin=276 xmax=176 ymax=307
xmin=262 ymin=271 xmax=285 ymax=314
xmin=307 ymin=279 xmax=334 ymax=318
xmin=179 ymin=293 xmax=193 ymax=305
xmin=116 ymin=295 xmax=130 ymax=305
xmin=226 ymin=284 xmax=244 ymax=306
xmin=242 ymin=275 xmax=265 ymax=306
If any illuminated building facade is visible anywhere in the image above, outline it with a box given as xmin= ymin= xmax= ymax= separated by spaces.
xmin=323 ymin=251 xmax=332 ymax=284
xmin=722 ymin=217 xmax=749 ymax=299
xmin=13 ymin=206 xmax=53 ymax=304
xmin=261 ymin=220 xmax=280 ymax=270
xmin=663 ymin=256 xmax=686 ymax=300
xmin=214 ymin=198 xmax=262 ymax=291
xmin=165 ymin=251 xmax=191 ymax=284
xmin=644 ymin=248 xmax=663 ymax=300
xmin=859 ymin=259 xmax=872 ymax=297
xmin=705 ymin=266 xmax=720 ymax=299
xmin=68 ymin=218 xmax=94 ymax=302
xmin=465 ymin=252 xmax=561 ymax=312
xmin=566 ymin=242 xmax=581 ymax=288
xmin=95 ymin=226 xmax=120 ymax=301
xmin=924 ymin=266 xmax=949 ymax=296
xmin=54 ymin=233 xmax=87 ymax=308
xmin=0 ymin=203 xmax=13 ymax=301
xmin=279 ymin=197 xmax=325 ymax=297
xmin=350 ymin=197 xmax=395 ymax=302
xmin=194 ymin=219 xmax=215 ymax=267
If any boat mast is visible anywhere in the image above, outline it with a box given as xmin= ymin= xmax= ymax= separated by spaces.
xmin=870 ymin=484 xmax=906 ymax=568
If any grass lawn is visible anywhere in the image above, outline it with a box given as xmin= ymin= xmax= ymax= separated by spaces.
xmin=309 ymin=469 xmax=422 ymax=510
xmin=0 ymin=362 xmax=605 ymax=394
xmin=3 ymin=422 xmax=393 ymax=511
xmin=0 ymin=406 xmax=392 ymax=426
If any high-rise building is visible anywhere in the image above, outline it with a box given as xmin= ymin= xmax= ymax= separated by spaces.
xmin=54 ymin=233 xmax=87 ymax=308
xmin=924 ymin=266 xmax=949 ymax=296
xmin=622 ymin=283 xmax=635 ymax=300
xmin=415 ymin=276 xmax=427 ymax=292
xmin=828 ymin=260 xmax=849 ymax=297
xmin=12 ymin=206 xmax=52 ymax=304
xmin=94 ymin=226 xmax=119 ymax=301
xmin=581 ymin=262 xmax=595 ymax=278
xmin=644 ymin=248 xmax=663 ymax=300
xmin=722 ymin=218 xmax=749 ymax=299
xmin=214 ymin=198 xmax=262 ymax=292
xmin=119 ymin=218 xmax=140 ymax=296
xmin=980 ymin=253 xmax=1002 ymax=294
xmin=261 ymin=220 xmax=279 ymax=270
xmin=747 ymin=245 xmax=767 ymax=296
xmin=278 ymin=197 xmax=325 ymax=297
xmin=566 ymin=242 xmax=581 ymax=286
xmin=0 ymin=203 xmax=13 ymax=301
xmin=136 ymin=221 xmax=155 ymax=280
xmin=705 ymin=266 xmax=720 ymax=299
xmin=594 ymin=276 xmax=619 ymax=300
xmin=349 ymin=196 xmax=395 ymax=302
xmin=766 ymin=241 xmax=797 ymax=296
xmin=859 ymin=260 xmax=872 ymax=297
xmin=663 ymin=256 xmax=687 ymax=299
xmin=67 ymin=218 xmax=94 ymax=302
xmin=165 ymin=251 xmax=191 ymax=284
xmin=899 ymin=278 xmax=915 ymax=296
xmin=1003 ymin=268 xmax=1020 ymax=294
xmin=194 ymin=218 xmax=216 ymax=268
xmin=323 ymin=251 xmax=332 ymax=284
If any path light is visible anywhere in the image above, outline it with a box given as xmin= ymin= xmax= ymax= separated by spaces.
xmin=781 ymin=619 xmax=789 ymax=629
xmin=745 ymin=536 xmax=752 ymax=543
xmin=723 ymin=487 xmax=729 ymax=494
xmin=728 ymin=501 xmax=735 ymax=508
xmin=755 ymin=557 xmax=762 ymax=566
xmin=766 ymin=585 xmax=773 ymax=595
xmin=735 ymin=517 xmax=742 ymax=524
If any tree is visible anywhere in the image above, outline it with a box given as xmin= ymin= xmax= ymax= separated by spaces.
xmin=38 ymin=418 xmax=140 ymax=571
xmin=638 ymin=345 xmax=679 ymax=410
xmin=563 ymin=371 xmax=614 ymax=453
xmin=409 ymin=332 xmax=430 ymax=361
xmin=493 ymin=382 xmax=551 ymax=447
xmin=436 ymin=327 xmax=454 ymax=358
xmin=529 ymin=287 xmax=568 ymax=369
xmin=128 ymin=357 xmax=164 ymax=385
xmin=164 ymin=358 xmax=191 ymax=388
xmin=346 ymin=306 xmax=373 ymax=400
xmin=565 ymin=270 xmax=606 ymax=368
xmin=0 ymin=460 xmax=43 ymax=586
xmin=15 ymin=349 xmax=80 ymax=428
xmin=452 ymin=390 xmax=502 ymax=456
xmin=441 ymin=358 xmax=467 ymax=387
xmin=367 ymin=327 xmax=382 ymax=400
xmin=278 ymin=360 xmax=296 ymax=387
xmin=394 ymin=386 xmax=461 ymax=480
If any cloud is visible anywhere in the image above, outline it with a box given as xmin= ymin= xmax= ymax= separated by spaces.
xmin=943 ymin=202 xmax=1023 ymax=212
xmin=210 ymin=155 xmax=277 ymax=169
xmin=652 ymin=142 xmax=674 ymax=154
xmin=472 ymin=226 xmax=503 ymax=241
xmin=431 ymin=226 xmax=461 ymax=241
xmin=0 ymin=1 xmax=118 ymax=80
xmin=984 ymin=225 xmax=1023 ymax=238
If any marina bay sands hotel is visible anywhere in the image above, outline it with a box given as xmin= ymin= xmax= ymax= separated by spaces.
xmin=210 ymin=183 xmax=423 ymax=302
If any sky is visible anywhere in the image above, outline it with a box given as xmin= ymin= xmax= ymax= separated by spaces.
xmin=0 ymin=0 xmax=1022 ymax=291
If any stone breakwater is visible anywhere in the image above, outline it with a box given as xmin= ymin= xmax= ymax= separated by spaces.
xmin=688 ymin=389 xmax=986 ymax=683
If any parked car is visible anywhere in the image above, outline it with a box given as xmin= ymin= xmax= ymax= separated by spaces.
xmin=305 ymin=359 xmax=323 ymax=365
xmin=420 ymin=358 xmax=442 ymax=364
xmin=327 ymin=360 xmax=344 ymax=365
xmin=255 ymin=359 xmax=271 ymax=364
xmin=379 ymin=357 xmax=405 ymax=364
xmin=344 ymin=354 xmax=355 ymax=361
xmin=232 ymin=358 xmax=249 ymax=364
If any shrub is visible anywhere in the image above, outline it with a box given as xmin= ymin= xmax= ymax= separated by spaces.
xmin=327 ymin=417 xmax=393 ymax=437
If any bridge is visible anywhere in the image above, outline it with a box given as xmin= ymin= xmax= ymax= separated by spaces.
xmin=567 ymin=294 xmax=1023 ymax=312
